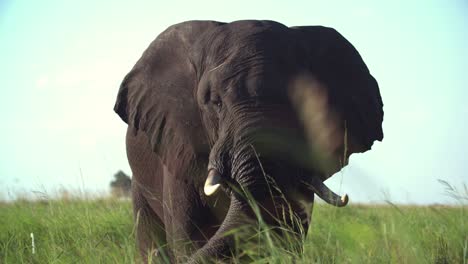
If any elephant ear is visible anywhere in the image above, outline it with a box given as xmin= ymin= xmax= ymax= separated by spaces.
xmin=291 ymin=26 xmax=384 ymax=179
xmin=114 ymin=21 xmax=223 ymax=169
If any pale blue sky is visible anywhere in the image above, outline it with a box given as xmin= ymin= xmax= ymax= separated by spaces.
xmin=0 ymin=0 xmax=467 ymax=203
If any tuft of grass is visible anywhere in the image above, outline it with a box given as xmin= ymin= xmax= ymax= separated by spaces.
xmin=220 ymin=199 xmax=466 ymax=264
xmin=1 ymin=197 xmax=466 ymax=263
xmin=0 ymin=198 xmax=137 ymax=263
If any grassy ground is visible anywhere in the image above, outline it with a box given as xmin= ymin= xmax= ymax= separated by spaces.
xmin=0 ymin=198 xmax=466 ymax=263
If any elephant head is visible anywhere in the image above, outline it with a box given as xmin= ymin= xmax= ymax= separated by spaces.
xmin=115 ymin=20 xmax=383 ymax=261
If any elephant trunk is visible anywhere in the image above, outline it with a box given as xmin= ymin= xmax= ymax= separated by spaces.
xmin=187 ymin=193 xmax=249 ymax=263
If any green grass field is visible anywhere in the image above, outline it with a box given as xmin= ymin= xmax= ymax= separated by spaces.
xmin=1 ymin=198 xmax=466 ymax=263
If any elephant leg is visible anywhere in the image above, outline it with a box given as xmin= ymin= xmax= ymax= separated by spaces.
xmin=162 ymin=176 xmax=199 ymax=262
xmin=161 ymin=167 xmax=222 ymax=263
xmin=132 ymin=183 xmax=169 ymax=263
xmin=126 ymin=127 xmax=169 ymax=262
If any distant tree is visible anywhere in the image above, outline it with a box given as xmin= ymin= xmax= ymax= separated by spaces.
xmin=110 ymin=170 xmax=131 ymax=198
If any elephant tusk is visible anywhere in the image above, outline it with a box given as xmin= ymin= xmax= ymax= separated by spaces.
xmin=302 ymin=178 xmax=349 ymax=207
xmin=204 ymin=169 xmax=222 ymax=196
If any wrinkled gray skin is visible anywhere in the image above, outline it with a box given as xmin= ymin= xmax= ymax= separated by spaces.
xmin=114 ymin=20 xmax=383 ymax=263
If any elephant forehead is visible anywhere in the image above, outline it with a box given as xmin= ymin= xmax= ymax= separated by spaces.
xmin=203 ymin=59 xmax=291 ymax=101
xmin=193 ymin=21 xmax=294 ymax=68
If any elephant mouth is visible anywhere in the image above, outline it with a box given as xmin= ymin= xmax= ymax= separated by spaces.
xmin=204 ymin=166 xmax=348 ymax=207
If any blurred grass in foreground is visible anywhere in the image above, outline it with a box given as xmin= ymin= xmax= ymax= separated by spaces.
xmin=1 ymin=197 xmax=466 ymax=263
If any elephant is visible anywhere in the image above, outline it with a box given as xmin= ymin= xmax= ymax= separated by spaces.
xmin=114 ymin=20 xmax=383 ymax=263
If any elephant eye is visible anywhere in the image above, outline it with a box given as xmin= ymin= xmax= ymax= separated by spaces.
xmin=212 ymin=98 xmax=222 ymax=111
